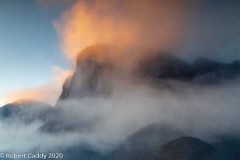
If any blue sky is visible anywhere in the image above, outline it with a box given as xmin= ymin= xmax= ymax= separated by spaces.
xmin=0 ymin=0 xmax=71 ymax=96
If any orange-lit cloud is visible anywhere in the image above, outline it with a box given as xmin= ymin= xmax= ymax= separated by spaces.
xmin=0 ymin=0 xmax=189 ymax=107
xmin=55 ymin=0 xmax=189 ymax=62
xmin=0 ymin=67 xmax=72 ymax=106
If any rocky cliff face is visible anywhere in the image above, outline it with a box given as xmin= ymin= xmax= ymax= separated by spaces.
xmin=58 ymin=44 xmax=240 ymax=102
xmin=140 ymin=53 xmax=240 ymax=84
xmin=58 ymin=44 xmax=113 ymax=102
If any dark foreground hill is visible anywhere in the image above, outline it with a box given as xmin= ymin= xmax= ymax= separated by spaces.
xmin=0 ymin=100 xmax=53 ymax=123
xmin=113 ymin=136 xmax=217 ymax=160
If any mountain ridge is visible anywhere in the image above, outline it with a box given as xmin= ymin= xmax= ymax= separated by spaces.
xmin=58 ymin=45 xmax=240 ymax=102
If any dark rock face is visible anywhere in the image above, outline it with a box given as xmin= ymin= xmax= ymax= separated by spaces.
xmin=58 ymin=44 xmax=113 ymax=102
xmin=191 ymin=57 xmax=240 ymax=84
xmin=139 ymin=53 xmax=192 ymax=81
xmin=112 ymin=134 xmax=240 ymax=160
xmin=58 ymin=45 xmax=240 ymax=102
xmin=157 ymin=137 xmax=216 ymax=160
xmin=140 ymin=53 xmax=240 ymax=84
xmin=110 ymin=124 xmax=240 ymax=160
xmin=112 ymin=125 xmax=185 ymax=160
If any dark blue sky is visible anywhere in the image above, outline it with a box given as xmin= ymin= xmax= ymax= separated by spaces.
xmin=178 ymin=0 xmax=240 ymax=61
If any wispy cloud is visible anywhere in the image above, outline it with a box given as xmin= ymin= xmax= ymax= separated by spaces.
xmin=0 ymin=67 xmax=72 ymax=106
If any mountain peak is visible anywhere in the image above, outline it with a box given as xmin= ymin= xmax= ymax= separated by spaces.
xmin=0 ymin=100 xmax=52 ymax=123
xmin=11 ymin=99 xmax=49 ymax=107
xmin=57 ymin=44 xmax=113 ymax=102
xmin=193 ymin=56 xmax=222 ymax=67
xmin=157 ymin=137 xmax=216 ymax=160
xmin=58 ymin=45 xmax=240 ymax=102
xmin=139 ymin=52 xmax=191 ymax=80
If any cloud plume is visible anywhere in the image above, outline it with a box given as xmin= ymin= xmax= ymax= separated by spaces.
xmin=56 ymin=0 xmax=189 ymax=62
xmin=1 ymin=67 xmax=72 ymax=106
xmin=1 ymin=77 xmax=240 ymax=153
